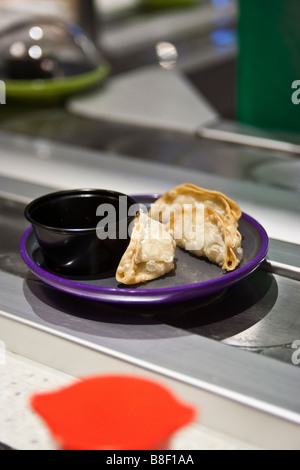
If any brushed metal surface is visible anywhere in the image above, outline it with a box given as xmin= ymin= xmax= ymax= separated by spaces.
xmin=21 ymin=270 xmax=300 ymax=351
xmin=264 ymin=239 xmax=300 ymax=281
xmin=198 ymin=125 xmax=300 ymax=155
xmin=1 ymin=268 xmax=300 ymax=429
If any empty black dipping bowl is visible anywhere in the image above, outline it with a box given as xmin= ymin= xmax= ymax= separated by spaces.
xmin=24 ymin=189 xmax=139 ymax=276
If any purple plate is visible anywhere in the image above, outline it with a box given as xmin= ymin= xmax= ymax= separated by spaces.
xmin=20 ymin=195 xmax=269 ymax=305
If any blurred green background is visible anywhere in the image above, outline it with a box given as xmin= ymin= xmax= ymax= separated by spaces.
xmin=238 ymin=0 xmax=300 ymax=133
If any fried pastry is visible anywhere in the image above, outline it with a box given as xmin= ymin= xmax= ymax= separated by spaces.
xmin=116 ymin=211 xmax=176 ymax=285
xmin=149 ymin=183 xmax=243 ymax=271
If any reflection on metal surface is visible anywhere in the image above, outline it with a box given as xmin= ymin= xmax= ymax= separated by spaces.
xmin=20 ymin=268 xmax=299 ymax=352
xmin=0 ymin=18 xmax=105 ymax=82
xmin=9 ymin=41 xmax=26 ymax=58
xmin=264 ymin=261 xmax=300 ymax=282
xmin=29 ymin=26 xmax=44 ymax=41
xmin=28 ymin=45 xmax=43 ymax=60
xmin=156 ymin=41 xmax=178 ymax=70
xmin=2 ymin=103 xmax=299 ymax=194
xmin=249 ymin=160 xmax=300 ymax=193
xmin=264 ymin=239 xmax=300 ymax=281
xmin=223 ymin=275 xmax=300 ymax=349
xmin=197 ymin=126 xmax=300 ymax=155
xmin=0 ymin=197 xmax=29 ymax=278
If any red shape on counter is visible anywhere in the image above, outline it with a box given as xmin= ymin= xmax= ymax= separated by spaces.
xmin=30 ymin=375 xmax=197 ymax=450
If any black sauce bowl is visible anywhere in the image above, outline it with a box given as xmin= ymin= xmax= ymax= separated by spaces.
xmin=24 ymin=189 xmax=138 ymax=276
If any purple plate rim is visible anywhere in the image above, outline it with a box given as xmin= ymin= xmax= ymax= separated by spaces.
xmin=20 ymin=194 xmax=269 ymax=304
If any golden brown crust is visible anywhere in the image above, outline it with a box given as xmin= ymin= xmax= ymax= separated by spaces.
xmin=149 ymin=183 xmax=242 ymax=224
xmin=149 ymin=184 xmax=243 ymax=272
xmin=116 ymin=212 xmax=176 ymax=285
